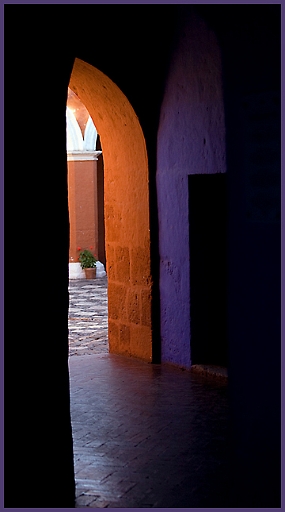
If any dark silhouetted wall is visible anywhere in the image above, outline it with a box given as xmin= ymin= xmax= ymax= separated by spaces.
xmin=4 ymin=5 xmax=280 ymax=508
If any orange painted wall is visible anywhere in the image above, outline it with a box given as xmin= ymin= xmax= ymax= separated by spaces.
xmin=69 ymin=58 xmax=152 ymax=362
xmin=96 ymin=149 xmax=106 ymax=266
xmin=68 ymin=159 xmax=98 ymax=263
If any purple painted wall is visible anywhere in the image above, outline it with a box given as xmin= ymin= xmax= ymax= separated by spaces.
xmin=156 ymin=13 xmax=226 ymax=368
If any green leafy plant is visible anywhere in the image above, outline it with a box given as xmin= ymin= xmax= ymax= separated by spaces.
xmin=77 ymin=247 xmax=97 ymax=269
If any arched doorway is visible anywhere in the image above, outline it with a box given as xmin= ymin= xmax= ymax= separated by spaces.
xmin=69 ymin=58 xmax=153 ymax=361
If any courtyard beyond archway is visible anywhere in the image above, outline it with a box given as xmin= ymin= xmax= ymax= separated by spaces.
xmin=68 ymin=277 xmax=108 ymax=356
xmin=69 ymin=58 xmax=153 ymax=362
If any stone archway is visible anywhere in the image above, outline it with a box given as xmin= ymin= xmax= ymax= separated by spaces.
xmin=69 ymin=58 xmax=153 ymax=361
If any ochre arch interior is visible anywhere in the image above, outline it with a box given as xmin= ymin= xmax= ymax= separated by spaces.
xmin=69 ymin=58 xmax=152 ymax=361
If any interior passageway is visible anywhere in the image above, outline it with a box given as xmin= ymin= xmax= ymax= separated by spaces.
xmin=69 ymin=353 xmax=231 ymax=508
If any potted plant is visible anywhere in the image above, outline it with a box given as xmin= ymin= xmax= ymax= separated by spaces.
xmin=77 ymin=247 xmax=98 ymax=279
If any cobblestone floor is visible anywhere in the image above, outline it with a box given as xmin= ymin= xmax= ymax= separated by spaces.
xmin=68 ymin=277 xmax=108 ymax=356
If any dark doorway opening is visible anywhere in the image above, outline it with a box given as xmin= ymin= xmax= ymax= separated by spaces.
xmin=189 ymin=173 xmax=228 ymax=367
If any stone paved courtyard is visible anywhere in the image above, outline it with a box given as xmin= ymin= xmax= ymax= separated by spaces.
xmin=68 ymin=277 xmax=109 ymax=356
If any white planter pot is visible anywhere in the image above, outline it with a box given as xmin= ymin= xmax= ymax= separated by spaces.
xmin=69 ymin=261 xmax=106 ymax=279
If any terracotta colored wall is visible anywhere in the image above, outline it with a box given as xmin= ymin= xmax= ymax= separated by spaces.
xmin=69 ymin=59 xmax=152 ymax=362
xmin=96 ymin=149 xmax=106 ymax=266
xmin=68 ymin=158 xmax=98 ymax=262
xmin=157 ymin=12 xmax=226 ymax=368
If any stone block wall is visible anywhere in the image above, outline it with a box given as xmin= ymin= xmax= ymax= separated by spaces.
xmin=69 ymin=59 xmax=153 ymax=362
xmin=107 ymin=246 xmax=152 ymax=360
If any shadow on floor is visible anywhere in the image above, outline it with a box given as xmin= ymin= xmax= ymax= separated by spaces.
xmin=69 ymin=353 xmax=232 ymax=508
